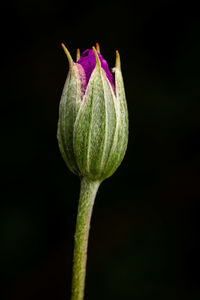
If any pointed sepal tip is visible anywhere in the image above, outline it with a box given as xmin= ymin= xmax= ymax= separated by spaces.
xmin=76 ymin=48 xmax=80 ymax=61
xmin=115 ymin=50 xmax=121 ymax=70
xmin=92 ymin=46 xmax=101 ymax=69
xmin=61 ymin=43 xmax=73 ymax=68
xmin=96 ymin=42 xmax=100 ymax=53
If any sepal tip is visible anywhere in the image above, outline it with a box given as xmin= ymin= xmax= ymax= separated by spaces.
xmin=92 ymin=46 xmax=101 ymax=69
xmin=61 ymin=43 xmax=74 ymax=68
xmin=76 ymin=48 xmax=80 ymax=61
xmin=115 ymin=50 xmax=121 ymax=70
xmin=95 ymin=42 xmax=100 ymax=53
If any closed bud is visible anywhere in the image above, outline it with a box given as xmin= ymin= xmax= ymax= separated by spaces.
xmin=57 ymin=44 xmax=128 ymax=182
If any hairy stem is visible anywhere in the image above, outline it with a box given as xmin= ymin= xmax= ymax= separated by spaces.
xmin=71 ymin=177 xmax=100 ymax=300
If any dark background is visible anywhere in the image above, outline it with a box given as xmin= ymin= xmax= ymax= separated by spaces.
xmin=1 ymin=0 xmax=200 ymax=299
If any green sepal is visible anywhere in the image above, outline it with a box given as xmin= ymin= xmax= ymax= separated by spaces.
xmin=73 ymin=65 xmax=117 ymax=181
xmin=57 ymin=63 xmax=82 ymax=175
xmin=102 ymin=65 xmax=128 ymax=179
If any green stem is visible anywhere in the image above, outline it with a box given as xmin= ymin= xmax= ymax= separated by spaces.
xmin=71 ymin=177 xmax=100 ymax=300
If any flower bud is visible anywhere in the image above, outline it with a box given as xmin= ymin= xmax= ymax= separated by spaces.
xmin=57 ymin=44 xmax=128 ymax=181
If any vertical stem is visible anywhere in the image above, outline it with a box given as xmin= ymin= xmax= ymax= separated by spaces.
xmin=71 ymin=177 xmax=100 ymax=300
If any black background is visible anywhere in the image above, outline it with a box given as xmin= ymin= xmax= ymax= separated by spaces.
xmin=1 ymin=0 xmax=200 ymax=299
